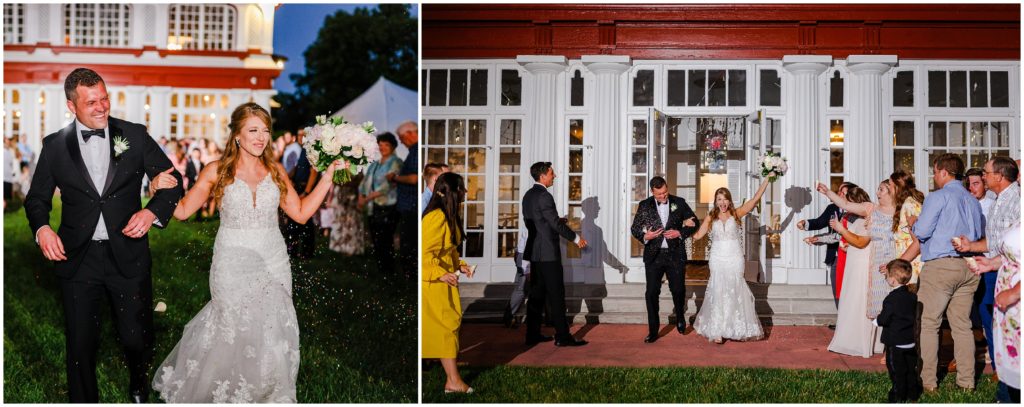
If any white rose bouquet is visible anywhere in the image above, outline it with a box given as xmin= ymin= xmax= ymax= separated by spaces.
xmin=302 ymin=115 xmax=380 ymax=184
xmin=759 ymin=151 xmax=789 ymax=183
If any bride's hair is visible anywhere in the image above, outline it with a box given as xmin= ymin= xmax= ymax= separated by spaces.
xmin=709 ymin=187 xmax=742 ymax=225
xmin=209 ymin=103 xmax=288 ymax=210
xmin=423 ymin=172 xmax=466 ymax=246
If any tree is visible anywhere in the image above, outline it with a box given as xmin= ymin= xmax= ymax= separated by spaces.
xmin=274 ymin=4 xmax=417 ymax=133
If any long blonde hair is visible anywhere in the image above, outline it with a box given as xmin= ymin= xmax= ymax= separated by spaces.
xmin=209 ymin=103 xmax=289 ymax=210
xmin=709 ymin=187 xmax=742 ymax=225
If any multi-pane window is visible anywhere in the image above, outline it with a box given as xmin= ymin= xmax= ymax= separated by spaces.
xmin=424 ymin=69 xmax=488 ymax=107
xmin=167 ymin=4 xmax=236 ymax=51
xmin=927 ymin=120 xmax=1012 ymax=188
xmin=928 ymin=70 xmax=1010 ymax=108
xmin=495 ymin=119 xmax=522 ymax=258
xmin=629 ymin=119 xmax=648 ymax=258
xmin=168 ymin=91 xmax=231 ymax=143
xmin=892 ymin=121 xmax=916 ymax=175
xmin=424 ymin=118 xmax=489 ymax=258
xmin=4 ymin=4 xmax=25 ymax=44
xmin=665 ymin=69 xmax=747 ymax=107
xmin=566 ymin=119 xmax=585 ymax=258
xmin=64 ymin=4 xmax=131 ymax=47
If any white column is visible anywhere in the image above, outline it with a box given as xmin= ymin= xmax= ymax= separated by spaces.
xmin=43 ymin=84 xmax=67 ymax=137
xmin=846 ymin=55 xmax=897 ymax=190
xmin=148 ymin=86 xmax=172 ymax=139
xmin=22 ymin=84 xmax=43 ymax=155
xmin=123 ymin=86 xmax=146 ymax=125
xmin=583 ymin=55 xmax=631 ymax=284
xmin=516 ymin=55 xmax=568 ymax=204
xmin=782 ymin=55 xmax=832 ymax=284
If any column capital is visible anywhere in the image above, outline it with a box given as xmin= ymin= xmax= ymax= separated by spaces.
xmin=516 ymin=55 xmax=568 ymax=75
xmin=846 ymin=55 xmax=898 ymax=75
xmin=149 ymin=86 xmax=173 ymax=95
xmin=782 ymin=55 xmax=832 ymax=76
xmin=581 ymin=55 xmax=631 ymax=75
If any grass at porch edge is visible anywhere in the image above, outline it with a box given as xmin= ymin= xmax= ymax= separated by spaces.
xmin=4 ymin=200 xmax=417 ymax=403
xmin=422 ymin=364 xmax=999 ymax=403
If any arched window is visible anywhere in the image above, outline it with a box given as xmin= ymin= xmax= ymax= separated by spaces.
xmin=3 ymin=4 xmax=25 ymax=44
xmin=167 ymin=4 xmax=236 ymax=51
xmin=63 ymin=4 xmax=131 ymax=47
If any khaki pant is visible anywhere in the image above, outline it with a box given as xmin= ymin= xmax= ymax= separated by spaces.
xmin=918 ymin=257 xmax=979 ymax=389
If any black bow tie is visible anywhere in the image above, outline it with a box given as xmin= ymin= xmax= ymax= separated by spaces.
xmin=657 ymin=201 xmax=669 ymax=206
xmin=81 ymin=129 xmax=105 ymax=142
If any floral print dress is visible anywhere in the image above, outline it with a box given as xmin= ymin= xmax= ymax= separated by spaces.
xmin=994 ymin=223 xmax=1020 ymax=389
xmin=893 ymin=197 xmax=922 ymax=283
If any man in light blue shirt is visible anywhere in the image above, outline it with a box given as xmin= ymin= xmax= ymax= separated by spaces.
xmin=912 ymin=153 xmax=985 ymax=392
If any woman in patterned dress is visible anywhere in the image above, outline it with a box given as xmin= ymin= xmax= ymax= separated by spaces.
xmin=328 ymin=174 xmax=366 ymax=255
xmin=889 ymin=171 xmax=925 ymax=283
xmin=971 ymin=223 xmax=1021 ymax=403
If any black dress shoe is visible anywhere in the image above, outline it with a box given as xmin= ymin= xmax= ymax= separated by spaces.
xmin=525 ymin=334 xmax=554 ymax=346
xmin=502 ymin=309 xmax=514 ymax=328
xmin=644 ymin=334 xmax=658 ymax=343
xmin=129 ymin=390 xmax=148 ymax=404
xmin=554 ymin=338 xmax=588 ymax=347
xmin=827 ymin=324 xmax=836 ymax=330
xmin=677 ymin=321 xmax=686 ymax=334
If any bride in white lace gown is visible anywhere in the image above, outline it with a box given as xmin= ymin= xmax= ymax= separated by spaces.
xmin=148 ymin=103 xmax=343 ymax=403
xmin=690 ymin=179 xmax=771 ymax=343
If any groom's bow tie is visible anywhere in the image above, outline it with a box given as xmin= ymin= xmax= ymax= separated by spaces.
xmin=657 ymin=201 xmax=668 ymax=206
xmin=81 ymin=129 xmax=106 ymax=142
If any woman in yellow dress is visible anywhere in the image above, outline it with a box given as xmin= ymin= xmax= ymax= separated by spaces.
xmin=889 ymin=171 xmax=925 ymax=282
xmin=421 ymin=172 xmax=474 ymax=394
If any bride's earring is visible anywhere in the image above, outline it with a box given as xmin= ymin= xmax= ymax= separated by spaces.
xmin=234 ymin=139 xmax=240 ymax=147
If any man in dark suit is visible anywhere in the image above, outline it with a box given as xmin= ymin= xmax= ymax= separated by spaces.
xmin=798 ymin=181 xmax=853 ymax=309
xmin=630 ymin=176 xmax=698 ymax=343
xmin=24 ymin=68 xmax=183 ymax=403
xmin=522 ymin=161 xmax=588 ymax=347
xmin=184 ymin=146 xmax=203 ymax=190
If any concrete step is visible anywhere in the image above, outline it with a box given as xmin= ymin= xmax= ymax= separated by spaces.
xmin=458 ymin=282 xmax=838 ymax=326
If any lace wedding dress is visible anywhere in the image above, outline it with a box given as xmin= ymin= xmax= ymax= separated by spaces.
xmin=693 ymin=216 xmax=764 ymax=342
xmin=153 ymin=174 xmax=299 ymax=403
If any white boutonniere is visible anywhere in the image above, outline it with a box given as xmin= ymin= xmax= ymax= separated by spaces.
xmin=113 ymin=136 xmax=129 ymax=158
xmin=670 ymin=203 xmax=678 ymax=212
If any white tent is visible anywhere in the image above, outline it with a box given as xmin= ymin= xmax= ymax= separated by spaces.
xmin=330 ymin=76 xmax=417 ymax=159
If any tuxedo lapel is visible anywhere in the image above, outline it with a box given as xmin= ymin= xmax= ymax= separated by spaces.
xmin=100 ymin=122 xmax=120 ymax=196
xmin=64 ymin=123 xmax=100 ymax=196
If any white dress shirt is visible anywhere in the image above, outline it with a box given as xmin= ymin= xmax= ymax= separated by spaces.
xmin=77 ymin=120 xmax=111 ymax=240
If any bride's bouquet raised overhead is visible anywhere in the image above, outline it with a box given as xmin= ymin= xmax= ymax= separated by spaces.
xmin=303 ymin=115 xmax=380 ymax=184
xmin=759 ymin=151 xmax=789 ymax=183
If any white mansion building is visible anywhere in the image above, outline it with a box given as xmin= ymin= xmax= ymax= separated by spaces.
xmin=3 ymin=3 xmax=283 ymax=155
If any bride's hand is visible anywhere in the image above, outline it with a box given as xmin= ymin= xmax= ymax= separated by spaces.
xmin=149 ymin=167 xmax=178 ymax=196
xmin=815 ymin=182 xmax=830 ymax=196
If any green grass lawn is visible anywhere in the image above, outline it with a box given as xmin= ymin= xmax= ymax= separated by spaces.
xmin=4 ymin=201 xmax=416 ymax=403
xmin=422 ymin=365 xmax=1000 ymax=403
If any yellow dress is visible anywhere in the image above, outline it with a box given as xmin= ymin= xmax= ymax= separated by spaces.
xmin=894 ymin=197 xmax=923 ymax=282
xmin=421 ymin=209 xmax=466 ymax=359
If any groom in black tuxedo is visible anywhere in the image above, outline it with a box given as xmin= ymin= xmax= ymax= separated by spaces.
xmin=24 ymin=68 xmax=183 ymax=403
xmin=630 ymin=176 xmax=698 ymax=343
xmin=522 ymin=161 xmax=589 ymax=347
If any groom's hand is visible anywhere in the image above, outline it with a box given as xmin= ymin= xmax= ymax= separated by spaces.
xmin=122 ymin=209 xmax=157 ymax=238
xmin=37 ymin=226 xmax=67 ymax=261
xmin=663 ymin=229 xmax=682 ymax=239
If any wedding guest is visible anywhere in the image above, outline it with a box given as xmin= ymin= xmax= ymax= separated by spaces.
xmin=166 ymin=140 xmax=189 ymax=190
xmin=954 ymin=156 xmax=1019 ymax=397
xmin=502 ymin=226 xmax=530 ymax=328
xmin=800 ymin=182 xmax=854 ymax=308
xmin=328 ymin=172 xmax=366 ymax=255
xmin=422 ymin=163 xmax=444 ymax=214
xmin=890 ymin=171 xmax=925 ymax=283
xmin=281 ymin=131 xmax=301 ymax=174
xmin=15 ymin=134 xmax=33 ymax=166
xmin=284 ymin=130 xmax=318 ymax=260
xmin=970 ymin=223 xmax=1021 ymax=403
xmin=389 ymin=121 xmax=420 ymax=278
xmin=157 ymin=136 xmax=169 ymax=154
xmin=965 ymin=167 xmax=997 ymax=217
xmin=17 ymin=162 xmax=31 ymax=198
xmin=4 ymin=136 xmax=19 ymax=208
xmin=913 ymin=153 xmax=985 ymax=392
xmin=360 ymin=132 xmax=403 ymax=275
xmin=422 ymin=172 xmax=474 ymax=394
xmin=272 ymin=131 xmax=287 ymax=162
xmin=875 ymin=259 xmax=922 ymax=403
xmin=823 ymin=185 xmax=880 ymax=358
xmin=184 ymin=147 xmax=204 ymax=191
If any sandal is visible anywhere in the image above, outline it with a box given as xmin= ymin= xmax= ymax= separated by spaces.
xmin=444 ymin=386 xmax=474 ymax=394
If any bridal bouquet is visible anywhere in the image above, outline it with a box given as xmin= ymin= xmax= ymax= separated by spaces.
xmin=302 ymin=115 xmax=380 ymax=184
xmin=759 ymin=151 xmax=788 ymax=183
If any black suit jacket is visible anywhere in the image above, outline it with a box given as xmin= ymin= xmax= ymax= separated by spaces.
xmin=630 ymin=195 xmax=698 ymax=265
xmin=184 ymin=158 xmax=202 ymax=188
xmin=806 ymin=203 xmax=843 ymax=265
xmin=876 ymin=285 xmax=917 ymax=346
xmin=522 ymin=184 xmax=576 ymax=263
xmin=25 ymin=118 xmax=184 ymax=278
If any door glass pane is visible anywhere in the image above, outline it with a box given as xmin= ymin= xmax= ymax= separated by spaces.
xmin=426 ymin=148 xmax=445 ymax=165
xmin=830 ymin=148 xmax=844 ymax=174
xmin=500 ymin=69 xmax=521 ymax=106
xmin=499 ymin=147 xmax=520 ymax=172
xmin=428 ymin=70 xmax=447 ymax=106
xmin=468 ymin=120 xmax=486 ymax=145
xmin=893 ymin=121 xmax=914 ymax=146
xmin=447 ymin=119 xmax=466 ymax=145
xmin=632 ymin=175 xmax=647 ymax=201
xmin=969 ymin=71 xmax=988 ymax=108
xmin=497 ymin=232 xmax=517 ymax=258
xmin=632 ymin=148 xmax=647 ymax=173
xmin=447 ymin=149 xmax=466 ymax=172
xmin=708 ymin=70 xmax=726 ymax=106
xmin=632 ymin=120 xmax=647 ymax=145
xmin=421 ymin=69 xmax=427 ymax=106
xmin=466 ymin=175 xmax=485 ymax=201
xmin=969 ymin=122 xmax=986 ymax=147
xmin=568 ymin=176 xmax=582 ymax=201
xmin=728 ymin=69 xmax=746 ymax=106
xmin=667 ymin=70 xmax=686 ymax=106
xmin=427 ymin=119 xmax=446 ymax=145
xmin=469 ymin=69 xmax=487 ymax=106
xmin=498 ymin=176 xmax=518 ymax=201
xmin=949 ymin=71 xmax=967 ymax=108
xmin=633 ymin=69 xmax=654 ymax=106
xmin=929 ymin=122 xmax=947 ymax=147
xmin=893 ymin=71 xmax=914 ymax=107
xmin=467 ymin=148 xmax=486 ymax=172
xmin=830 ymin=71 xmax=844 ymax=107
xmin=894 ymin=150 xmax=914 ymax=174
xmin=448 ymin=69 xmax=468 ymax=106
xmin=570 ymin=70 xmax=584 ymax=106
xmin=569 ymin=119 xmax=583 ymax=146
xmin=499 ymin=119 xmax=522 ymax=145
xmin=465 ymin=232 xmax=484 ymax=257
xmin=994 ymin=122 xmax=1010 ymax=148
xmin=759 ymin=69 xmax=781 ymax=106
xmin=948 ymin=122 xmax=966 ymax=147
xmin=569 ymin=149 xmax=583 ymax=173
xmin=970 ymin=151 xmax=990 ymax=169
xmin=688 ymin=69 xmax=706 ymax=106
xmin=990 ymin=71 xmax=1009 ymax=108
xmin=928 ymin=71 xmax=946 ymax=107
xmin=498 ymin=203 xmax=518 ymax=229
